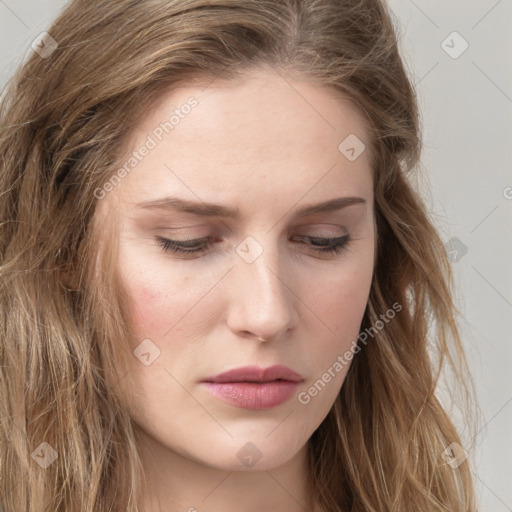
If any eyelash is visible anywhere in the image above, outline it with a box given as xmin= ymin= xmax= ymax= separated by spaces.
xmin=155 ymin=234 xmax=351 ymax=257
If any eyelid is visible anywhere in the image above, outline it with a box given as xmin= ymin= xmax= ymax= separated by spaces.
xmin=294 ymin=224 xmax=348 ymax=237
xmin=158 ymin=221 xmax=348 ymax=234
xmin=155 ymin=228 xmax=211 ymax=240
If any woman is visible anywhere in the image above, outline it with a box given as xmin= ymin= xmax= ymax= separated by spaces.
xmin=0 ymin=0 xmax=480 ymax=511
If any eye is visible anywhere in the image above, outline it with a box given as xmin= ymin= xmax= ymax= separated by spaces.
xmin=294 ymin=234 xmax=351 ymax=255
xmin=155 ymin=236 xmax=212 ymax=255
xmin=155 ymin=234 xmax=352 ymax=257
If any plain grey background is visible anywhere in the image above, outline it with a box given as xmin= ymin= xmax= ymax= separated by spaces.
xmin=1 ymin=1 xmax=511 ymax=510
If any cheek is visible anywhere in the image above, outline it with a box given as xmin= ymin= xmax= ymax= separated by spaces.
xmin=309 ymin=262 xmax=373 ymax=334
xmin=122 ymin=263 xmax=202 ymax=346
xmin=123 ymin=270 xmax=179 ymax=337
xmin=130 ymin=288 xmax=160 ymax=331
xmin=302 ymin=260 xmax=374 ymax=379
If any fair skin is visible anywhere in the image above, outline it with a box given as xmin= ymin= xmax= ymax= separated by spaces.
xmin=97 ymin=65 xmax=375 ymax=512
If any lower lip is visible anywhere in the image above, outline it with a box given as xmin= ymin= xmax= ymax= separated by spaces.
xmin=201 ymin=381 xmax=300 ymax=410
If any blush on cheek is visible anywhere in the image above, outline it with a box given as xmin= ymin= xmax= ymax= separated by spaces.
xmin=129 ymin=286 xmax=185 ymax=342
xmin=126 ymin=281 xmax=162 ymax=331
xmin=132 ymin=305 xmax=146 ymax=327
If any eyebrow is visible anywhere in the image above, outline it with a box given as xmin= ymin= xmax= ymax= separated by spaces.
xmin=134 ymin=195 xmax=366 ymax=218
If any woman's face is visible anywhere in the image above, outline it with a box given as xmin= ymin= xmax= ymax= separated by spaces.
xmin=97 ymin=67 xmax=375 ymax=472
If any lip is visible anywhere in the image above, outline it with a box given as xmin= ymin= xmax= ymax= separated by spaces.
xmin=201 ymin=365 xmax=303 ymax=410
xmin=203 ymin=365 xmax=303 ymax=384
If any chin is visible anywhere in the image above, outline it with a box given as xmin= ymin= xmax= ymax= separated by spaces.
xmin=187 ymin=434 xmax=307 ymax=472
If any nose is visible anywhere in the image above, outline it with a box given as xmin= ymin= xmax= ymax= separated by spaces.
xmin=226 ymin=236 xmax=299 ymax=342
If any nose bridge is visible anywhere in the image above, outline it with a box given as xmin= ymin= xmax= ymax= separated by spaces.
xmin=227 ymin=234 xmax=297 ymax=340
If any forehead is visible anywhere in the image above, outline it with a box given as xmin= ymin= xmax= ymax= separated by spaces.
xmin=110 ymin=67 xmax=373 ymax=213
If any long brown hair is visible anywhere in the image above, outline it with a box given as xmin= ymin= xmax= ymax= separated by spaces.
xmin=0 ymin=0 xmax=480 ymax=510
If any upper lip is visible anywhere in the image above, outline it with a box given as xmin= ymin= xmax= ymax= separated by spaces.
xmin=202 ymin=365 xmax=303 ymax=383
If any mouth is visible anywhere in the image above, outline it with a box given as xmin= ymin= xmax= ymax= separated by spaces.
xmin=201 ymin=365 xmax=303 ymax=410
